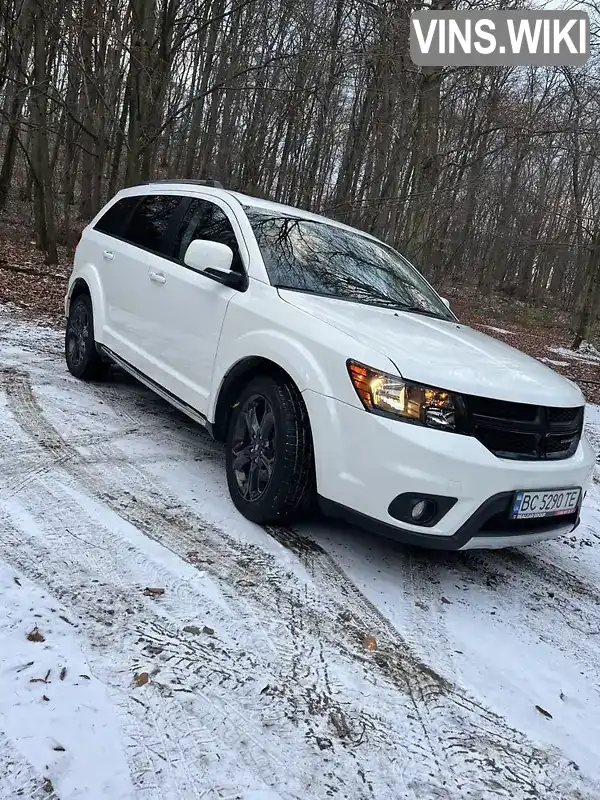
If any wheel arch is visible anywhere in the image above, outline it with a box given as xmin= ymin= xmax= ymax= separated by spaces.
xmin=212 ymin=356 xmax=307 ymax=442
xmin=67 ymin=277 xmax=92 ymax=311
xmin=64 ymin=278 xmax=108 ymax=379
xmin=65 ymin=262 xmax=107 ymax=337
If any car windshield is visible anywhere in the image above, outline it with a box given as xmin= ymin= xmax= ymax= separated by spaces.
xmin=245 ymin=208 xmax=453 ymax=320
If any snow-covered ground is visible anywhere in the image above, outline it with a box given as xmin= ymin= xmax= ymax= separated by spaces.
xmin=548 ymin=344 xmax=600 ymax=366
xmin=1 ymin=306 xmax=600 ymax=800
xmin=482 ymin=324 xmax=517 ymax=336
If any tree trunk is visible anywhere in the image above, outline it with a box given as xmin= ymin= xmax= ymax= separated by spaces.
xmin=573 ymin=226 xmax=600 ymax=348
xmin=30 ymin=0 xmax=58 ymax=264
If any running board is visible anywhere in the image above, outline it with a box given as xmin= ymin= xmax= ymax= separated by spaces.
xmin=99 ymin=346 xmax=210 ymax=431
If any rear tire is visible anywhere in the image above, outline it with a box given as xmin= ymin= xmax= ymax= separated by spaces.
xmin=225 ymin=374 xmax=315 ymax=524
xmin=65 ymin=293 xmax=106 ymax=380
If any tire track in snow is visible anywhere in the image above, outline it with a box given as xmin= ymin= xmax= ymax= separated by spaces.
xmin=2 ymin=368 xmax=593 ymax=798
xmin=264 ymin=525 xmax=587 ymax=800
xmin=0 ymin=381 xmax=307 ymax=796
xmin=1 ymin=465 xmax=371 ymax=796
xmin=0 ymin=366 xmax=447 ymax=795
xmin=0 ymin=501 xmax=306 ymax=800
xmin=0 ymin=369 xmax=411 ymax=798
xmin=1 ymin=425 xmax=144 ymax=497
xmin=0 ymin=731 xmax=61 ymax=799
xmin=0 ymin=376 xmax=217 ymax=498
xmin=0 ymin=368 xmax=576 ymax=792
xmin=407 ymin=546 xmax=600 ymax=671
xmin=0 ymin=513 xmax=209 ymax=800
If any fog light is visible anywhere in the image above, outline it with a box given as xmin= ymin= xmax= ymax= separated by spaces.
xmin=389 ymin=493 xmax=456 ymax=527
xmin=411 ymin=500 xmax=429 ymax=520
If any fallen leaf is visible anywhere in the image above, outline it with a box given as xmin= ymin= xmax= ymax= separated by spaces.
xmin=441 ymin=597 xmax=452 ymax=605
xmin=183 ymin=625 xmax=202 ymax=636
xmin=59 ymin=667 xmax=67 ymax=681
xmin=363 ymin=636 xmax=377 ymax=651
xmin=42 ymin=778 xmax=54 ymax=793
xmin=143 ymin=587 xmax=165 ymax=597
xmin=133 ymin=672 xmax=149 ymax=687
xmin=27 ymin=626 xmax=45 ymax=643
xmin=14 ymin=576 xmax=21 ymax=586
xmin=560 ymin=691 xmax=565 ymax=701
xmin=42 ymin=695 xmax=50 ymax=701
xmin=535 ymin=705 xmax=553 ymax=719
xmin=53 ymin=745 xmax=65 ymax=752
xmin=202 ymin=626 xmax=215 ymax=636
xmin=79 ymin=674 xmax=91 ymax=680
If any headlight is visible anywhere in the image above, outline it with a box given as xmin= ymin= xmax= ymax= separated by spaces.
xmin=347 ymin=360 xmax=460 ymax=431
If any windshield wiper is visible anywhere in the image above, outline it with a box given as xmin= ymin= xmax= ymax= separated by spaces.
xmin=393 ymin=304 xmax=444 ymax=318
xmin=276 ymin=288 xmax=406 ymax=309
xmin=274 ymin=286 xmax=445 ymax=317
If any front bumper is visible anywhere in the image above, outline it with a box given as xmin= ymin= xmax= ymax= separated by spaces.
xmin=303 ymin=390 xmax=595 ymax=550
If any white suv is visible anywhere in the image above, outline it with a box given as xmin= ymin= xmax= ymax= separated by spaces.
xmin=64 ymin=179 xmax=595 ymax=550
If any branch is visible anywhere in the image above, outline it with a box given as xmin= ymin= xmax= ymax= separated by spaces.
xmin=141 ymin=49 xmax=317 ymax=151
xmin=0 ymin=262 xmax=66 ymax=280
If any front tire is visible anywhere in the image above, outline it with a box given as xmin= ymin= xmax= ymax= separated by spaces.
xmin=65 ymin=293 xmax=105 ymax=380
xmin=225 ymin=374 xmax=315 ymax=524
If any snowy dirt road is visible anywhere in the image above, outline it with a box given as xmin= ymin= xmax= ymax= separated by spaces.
xmin=1 ymin=306 xmax=600 ymax=800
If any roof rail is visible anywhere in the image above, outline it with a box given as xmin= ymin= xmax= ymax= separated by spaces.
xmin=138 ymin=178 xmax=224 ymax=189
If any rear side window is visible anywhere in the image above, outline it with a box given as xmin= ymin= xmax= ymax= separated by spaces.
xmin=94 ymin=196 xmax=139 ymax=237
xmin=175 ymin=199 xmax=243 ymax=272
xmin=123 ymin=195 xmax=182 ymax=257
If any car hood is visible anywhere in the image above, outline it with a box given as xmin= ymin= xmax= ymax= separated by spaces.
xmin=278 ymin=290 xmax=584 ymax=407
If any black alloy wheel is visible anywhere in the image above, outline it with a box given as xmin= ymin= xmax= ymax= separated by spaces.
xmin=225 ymin=375 xmax=315 ymax=524
xmin=65 ymin=293 xmax=105 ymax=380
xmin=230 ymin=393 xmax=276 ymax=502
xmin=66 ymin=300 xmax=90 ymax=369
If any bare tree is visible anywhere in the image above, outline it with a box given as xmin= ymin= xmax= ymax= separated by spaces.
xmin=0 ymin=0 xmax=598 ymax=335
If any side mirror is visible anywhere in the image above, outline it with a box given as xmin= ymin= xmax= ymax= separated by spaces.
xmin=184 ymin=239 xmax=233 ymax=273
xmin=440 ymin=297 xmax=451 ymax=309
xmin=183 ymin=239 xmax=246 ymax=289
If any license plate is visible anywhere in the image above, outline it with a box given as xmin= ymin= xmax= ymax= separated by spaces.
xmin=511 ymin=488 xmax=581 ymax=520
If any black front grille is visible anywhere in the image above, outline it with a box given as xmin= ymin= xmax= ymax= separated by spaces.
xmin=466 ymin=396 xmax=538 ymax=423
xmin=547 ymin=407 xmax=582 ymax=425
xmin=462 ymin=395 xmax=584 ymax=461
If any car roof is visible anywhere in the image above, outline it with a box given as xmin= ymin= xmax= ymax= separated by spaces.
xmin=127 ymin=181 xmax=379 ymax=242
xmin=226 ymin=190 xmax=367 ymax=235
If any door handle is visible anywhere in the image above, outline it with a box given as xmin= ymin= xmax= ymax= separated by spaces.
xmin=103 ymin=250 xmax=114 ymax=260
xmin=149 ymin=270 xmax=166 ymax=285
